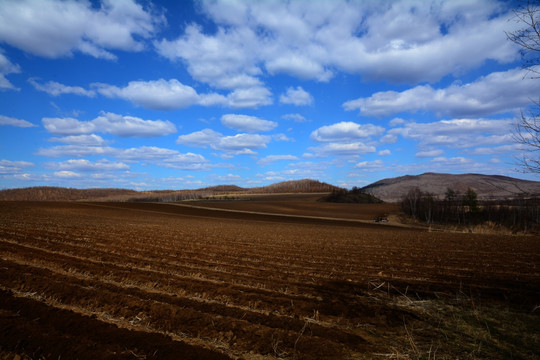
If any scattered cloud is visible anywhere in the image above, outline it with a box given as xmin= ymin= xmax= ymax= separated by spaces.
xmin=49 ymin=134 xmax=108 ymax=146
xmin=0 ymin=114 xmax=36 ymax=128
xmin=0 ymin=0 xmax=164 ymax=60
xmin=156 ymin=0 xmax=517 ymax=89
xmin=311 ymin=122 xmax=385 ymax=142
xmin=354 ymin=159 xmax=384 ymax=170
xmin=42 ymin=112 xmax=176 ymax=137
xmin=54 ymin=170 xmax=82 ymax=178
xmin=221 ymin=114 xmax=277 ymax=132
xmin=344 ymin=68 xmax=537 ymax=118
xmin=0 ymin=51 xmax=20 ymax=90
xmin=0 ymin=159 xmax=34 ymax=175
xmin=258 ymin=154 xmax=299 ymax=166
xmin=29 ymin=78 xmax=96 ymax=97
xmin=46 ymin=159 xmax=129 ymax=172
xmin=94 ymin=78 xmax=272 ymax=110
xmin=416 ymin=149 xmax=444 ymax=158
xmin=95 ymin=79 xmax=199 ymax=110
xmin=389 ymin=118 xmax=514 ymax=149
xmin=282 ymin=113 xmax=309 ymax=122
xmin=279 ymin=86 xmax=313 ymax=106
xmin=309 ymin=142 xmax=376 ymax=157
xmin=378 ymin=149 xmax=391 ymax=156
xmin=177 ymin=129 xmax=271 ymax=155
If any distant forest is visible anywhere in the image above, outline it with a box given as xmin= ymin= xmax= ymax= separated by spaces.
xmin=401 ymin=187 xmax=540 ymax=233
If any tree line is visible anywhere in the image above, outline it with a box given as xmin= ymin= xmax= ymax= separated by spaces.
xmin=401 ymin=187 xmax=540 ymax=232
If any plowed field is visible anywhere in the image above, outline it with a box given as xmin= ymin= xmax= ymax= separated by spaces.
xmin=0 ymin=200 xmax=539 ymax=359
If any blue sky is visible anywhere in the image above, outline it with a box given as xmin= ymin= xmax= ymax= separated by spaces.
xmin=0 ymin=0 xmax=538 ymax=190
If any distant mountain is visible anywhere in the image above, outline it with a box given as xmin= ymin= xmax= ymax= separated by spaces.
xmin=362 ymin=173 xmax=540 ymax=202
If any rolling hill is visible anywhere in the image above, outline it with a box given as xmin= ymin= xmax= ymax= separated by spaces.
xmin=0 ymin=179 xmax=340 ymax=201
xmin=361 ymin=173 xmax=540 ymax=202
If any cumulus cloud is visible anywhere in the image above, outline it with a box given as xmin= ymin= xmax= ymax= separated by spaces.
xmin=95 ymin=79 xmax=199 ymax=110
xmin=46 ymin=159 xmax=129 ymax=172
xmin=0 ymin=0 xmax=163 ymax=60
xmin=216 ymin=133 xmax=271 ymax=155
xmin=28 ymin=78 xmax=96 ymax=97
xmin=0 ymin=159 xmax=34 ymax=174
xmin=0 ymin=51 xmax=20 ymax=90
xmin=49 ymin=134 xmax=107 ymax=146
xmin=37 ymin=144 xmax=209 ymax=170
xmin=354 ymin=159 xmax=384 ymax=170
xmin=282 ymin=113 xmax=308 ymax=122
xmin=416 ymin=149 xmax=444 ymax=158
xmin=308 ymin=142 xmax=376 ymax=157
xmin=93 ymin=78 xmax=272 ymax=110
xmin=29 ymin=78 xmax=96 ymax=97
xmin=155 ymin=0 xmax=518 ymax=88
xmin=310 ymin=122 xmax=385 ymax=142
xmin=42 ymin=112 xmax=176 ymax=137
xmin=177 ymin=128 xmax=271 ymax=155
xmin=0 ymin=114 xmax=35 ymax=127
xmin=221 ymin=114 xmax=277 ymax=132
xmin=257 ymin=155 xmax=299 ymax=166
xmin=389 ymin=118 xmax=514 ymax=148
xmin=378 ymin=149 xmax=391 ymax=156
xmin=54 ymin=170 xmax=82 ymax=178
xmin=344 ymin=68 xmax=539 ymax=118
xmin=176 ymin=129 xmax=223 ymax=148
xmin=279 ymin=86 xmax=313 ymax=106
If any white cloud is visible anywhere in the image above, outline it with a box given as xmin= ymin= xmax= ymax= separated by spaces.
xmin=177 ymin=129 xmax=223 ymax=148
xmin=378 ymin=149 xmax=391 ymax=156
xmin=29 ymin=78 xmax=96 ymax=97
xmin=156 ymin=0 xmax=518 ymax=87
xmin=0 ymin=0 xmax=163 ymax=59
xmin=309 ymin=142 xmax=376 ymax=157
xmin=0 ymin=115 xmax=35 ymax=127
xmin=0 ymin=159 xmax=34 ymax=174
xmin=416 ymin=149 xmax=444 ymax=158
xmin=49 ymin=134 xmax=107 ymax=146
xmin=42 ymin=117 xmax=95 ymax=136
xmin=177 ymin=129 xmax=272 ymax=155
xmin=221 ymin=114 xmax=277 ymax=132
xmin=258 ymin=155 xmax=299 ymax=166
xmin=155 ymin=24 xmax=261 ymax=89
xmin=390 ymin=118 xmax=514 ymax=148
xmin=311 ymin=122 xmax=385 ymax=142
xmin=282 ymin=113 xmax=309 ymax=122
xmin=47 ymin=159 xmax=129 ymax=172
xmin=95 ymin=79 xmax=199 ymax=110
xmin=215 ymin=133 xmax=271 ymax=155
xmin=95 ymin=79 xmax=272 ymax=110
xmin=37 ymin=145 xmax=116 ymax=158
xmin=279 ymin=86 xmax=314 ymax=106
xmin=54 ymin=170 xmax=82 ymax=178
xmin=161 ymin=153 xmax=209 ymax=170
xmin=37 ymin=144 xmax=209 ymax=171
xmin=92 ymin=112 xmax=176 ymax=137
xmin=118 ymin=146 xmax=179 ymax=161
xmin=225 ymin=86 xmax=273 ymax=108
xmin=42 ymin=112 xmax=176 ymax=137
xmin=354 ymin=160 xmax=384 ymax=170
xmin=344 ymin=68 xmax=538 ymax=118
xmin=0 ymin=51 xmax=20 ymax=90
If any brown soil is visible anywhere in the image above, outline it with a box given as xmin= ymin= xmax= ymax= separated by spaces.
xmin=0 ymin=200 xmax=538 ymax=359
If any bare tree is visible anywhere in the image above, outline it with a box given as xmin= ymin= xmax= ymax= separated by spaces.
xmin=514 ymin=102 xmax=540 ymax=173
xmin=507 ymin=0 xmax=540 ymax=174
xmin=507 ymin=0 xmax=540 ymax=76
